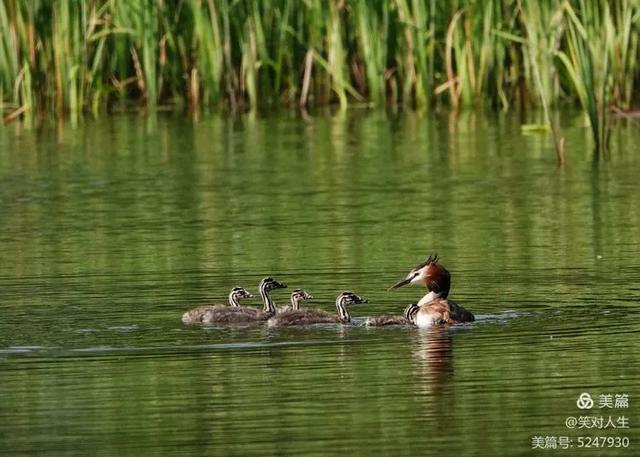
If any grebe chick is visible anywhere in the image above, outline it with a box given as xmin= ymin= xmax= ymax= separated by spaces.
xmin=279 ymin=289 xmax=313 ymax=312
xmin=366 ymin=303 xmax=419 ymax=327
xmin=404 ymin=303 xmax=420 ymax=325
xmin=268 ymin=291 xmax=367 ymax=326
xmin=184 ymin=277 xmax=287 ymax=324
xmin=182 ymin=287 xmax=252 ymax=324
xmin=390 ymin=254 xmax=475 ymax=327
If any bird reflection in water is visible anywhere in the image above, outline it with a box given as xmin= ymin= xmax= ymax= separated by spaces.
xmin=411 ymin=327 xmax=454 ymax=394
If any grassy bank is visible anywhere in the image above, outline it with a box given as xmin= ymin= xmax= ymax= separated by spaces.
xmin=0 ymin=1 xmax=638 ymax=123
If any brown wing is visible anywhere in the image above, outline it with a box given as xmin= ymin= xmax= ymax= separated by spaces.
xmin=446 ymin=300 xmax=475 ymax=323
xmin=417 ymin=298 xmax=475 ymax=325
xmin=420 ymin=299 xmax=451 ymax=325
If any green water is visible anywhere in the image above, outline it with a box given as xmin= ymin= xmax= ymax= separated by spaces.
xmin=0 ymin=112 xmax=639 ymax=456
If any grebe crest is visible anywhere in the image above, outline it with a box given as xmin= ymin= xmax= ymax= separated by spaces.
xmin=389 ymin=254 xmax=450 ymax=298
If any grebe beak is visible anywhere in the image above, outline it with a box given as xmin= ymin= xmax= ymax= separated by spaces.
xmin=389 ymin=277 xmax=411 ymax=290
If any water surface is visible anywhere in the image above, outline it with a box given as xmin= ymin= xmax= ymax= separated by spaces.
xmin=1 ymin=112 xmax=639 ymax=456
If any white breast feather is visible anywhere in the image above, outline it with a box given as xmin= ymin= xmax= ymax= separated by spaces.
xmin=415 ymin=312 xmax=435 ymax=327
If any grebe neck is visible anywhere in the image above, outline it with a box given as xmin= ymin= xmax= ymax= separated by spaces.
xmin=417 ymin=291 xmax=440 ymax=307
xmin=259 ymin=285 xmax=276 ymax=314
xmin=229 ymin=290 xmax=241 ymax=307
xmin=335 ymin=296 xmax=351 ymax=323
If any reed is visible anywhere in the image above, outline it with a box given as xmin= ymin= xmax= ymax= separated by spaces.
xmin=1 ymin=0 xmax=638 ymax=152
xmin=517 ymin=0 xmax=564 ymax=163
xmin=556 ymin=1 xmax=613 ymax=155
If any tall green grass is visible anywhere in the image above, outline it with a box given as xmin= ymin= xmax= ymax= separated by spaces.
xmin=1 ymin=0 xmax=638 ymax=151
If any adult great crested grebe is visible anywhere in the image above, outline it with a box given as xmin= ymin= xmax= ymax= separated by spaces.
xmin=268 ymin=291 xmax=367 ymax=326
xmin=390 ymin=255 xmax=474 ymax=327
xmin=182 ymin=277 xmax=287 ymax=324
